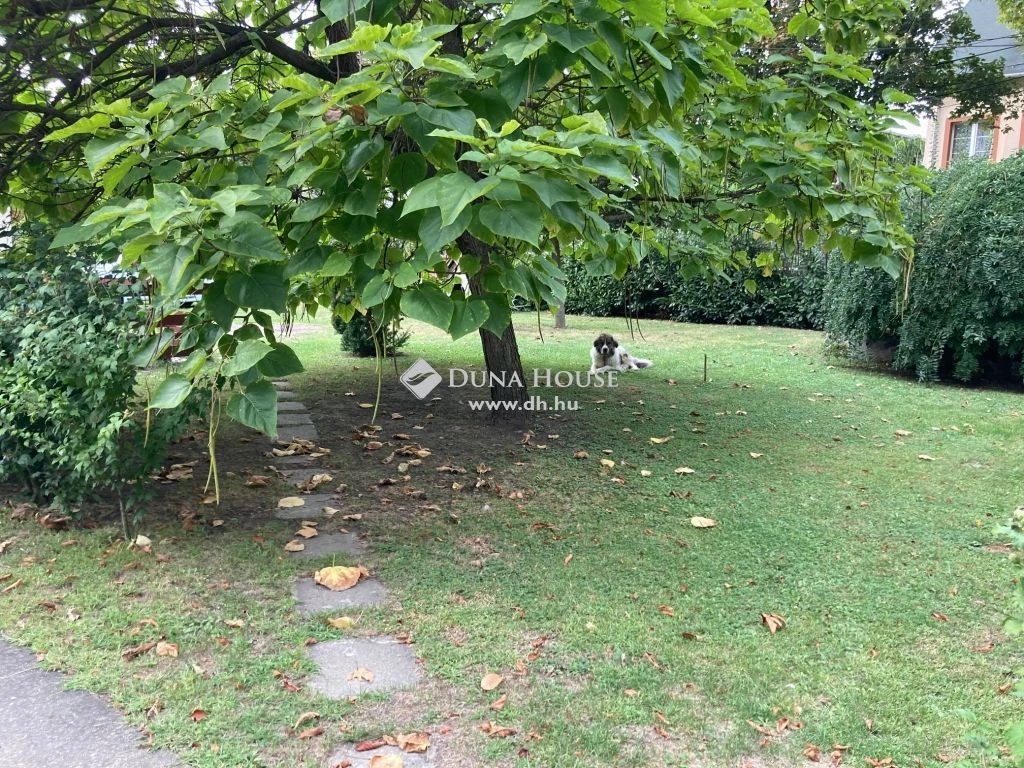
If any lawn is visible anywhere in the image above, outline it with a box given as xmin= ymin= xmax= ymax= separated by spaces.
xmin=1 ymin=313 xmax=1021 ymax=768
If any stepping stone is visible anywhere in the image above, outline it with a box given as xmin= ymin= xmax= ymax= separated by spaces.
xmin=279 ymin=467 xmax=332 ymax=486
xmin=274 ymin=390 xmax=296 ymax=400
xmin=272 ymin=380 xmax=290 ymax=389
xmin=277 ymin=424 xmax=318 ymax=441
xmin=326 ymin=744 xmax=436 ymax=768
xmin=277 ymin=401 xmax=308 ymax=412
xmin=294 ymin=578 xmax=386 ymax=614
xmin=277 ymin=412 xmax=313 ymax=426
xmin=288 ymin=532 xmax=366 ymax=558
xmin=306 ymin=637 xmax=419 ymax=698
xmin=271 ymin=455 xmax=317 ymax=466
xmin=274 ymin=493 xmax=339 ymax=520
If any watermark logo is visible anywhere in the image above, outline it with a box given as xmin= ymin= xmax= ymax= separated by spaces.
xmin=400 ymin=358 xmax=444 ymax=400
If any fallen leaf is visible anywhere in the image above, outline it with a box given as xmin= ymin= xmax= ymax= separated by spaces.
xmin=932 ymin=611 xmax=948 ymax=622
xmin=803 ymin=744 xmax=822 ymax=762
xmin=649 ymin=436 xmax=673 ymax=445
xmin=295 ymin=526 xmax=318 ymax=539
xmin=480 ymin=721 xmax=517 ymax=738
xmin=599 ymin=458 xmax=615 ymax=468
xmin=278 ymin=496 xmax=305 ymax=508
xmin=245 ymin=475 xmax=270 ymax=487
xmin=293 ymin=711 xmax=320 ymax=730
xmin=223 ymin=619 xmax=245 ymax=628
xmin=134 ymin=534 xmax=152 ymax=547
xmin=690 ymin=516 xmax=718 ymax=528
xmin=658 ymin=605 xmax=675 ymax=617
xmin=0 ymin=577 xmax=18 ymax=594
xmin=121 ymin=639 xmax=157 ymax=661
xmin=342 ymin=513 xmax=363 ymax=521
xmin=563 ymin=553 xmax=573 ymax=565
xmin=355 ymin=739 xmax=389 ymax=751
xmin=760 ymin=613 xmax=787 ymax=635
xmin=918 ymin=454 xmax=936 ymax=461
xmin=327 ymin=616 xmax=356 ymax=629
xmin=0 ymin=537 xmax=15 ymax=554
xmin=480 ymin=672 xmax=504 ymax=691
xmin=573 ymin=451 xmax=589 ymax=459
xmin=283 ymin=540 xmax=305 ymax=553
xmin=155 ymin=641 xmax=179 ymax=658
xmin=640 ymin=470 xmax=653 ymax=477
xmin=489 ymin=693 xmax=508 ymax=711
xmin=190 ymin=708 xmax=206 ymax=722
xmin=396 ymin=732 xmax=431 ymax=753
xmin=974 ymin=642 xmax=995 ymax=653
xmin=749 ymin=452 xmax=764 ymax=459
xmin=675 ymin=467 xmax=696 ymax=475
xmin=368 ymin=755 xmax=403 ymax=768
xmin=348 ymin=666 xmax=374 ymax=682
xmin=314 ymin=565 xmax=368 ymax=591
xmin=894 ymin=429 xmax=913 ymax=437
xmin=298 ymin=726 xmax=324 ymax=739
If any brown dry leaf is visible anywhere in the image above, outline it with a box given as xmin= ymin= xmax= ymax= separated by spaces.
xmin=283 ymin=540 xmax=305 ymax=553
xmin=932 ymin=611 xmax=949 ymax=622
xmin=563 ymin=553 xmax=573 ymax=566
xmin=246 ymin=475 xmax=270 ymax=488
xmin=224 ymin=618 xmax=245 ymax=629
xmin=295 ymin=526 xmax=319 ymax=539
xmin=918 ymin=454 xmax=936 ymax=461
xmin=749 ymin=452 xmax=764 ymax=459
xmin=314 ymin=565 xmax=368 ymax=591
xmin=480 ymin=721 xmax=517 ymax=738
xmin=368 ymin=755 xmax=403 ymax=768
xmin=299 ymin=726 xmax=324 ymax=739
xmin=0 ymin=537 xmax=15 ymax=555
xmin=155 ymin=641 xmax=179 ymax=658
xmin=975 ymin=642 xmax=995 ymax=653
xmin=396 ymin=732 xmax=430 ymax=753
xmin=348 ymin=666 xmax=375 ymax=682
xmin=573 ymin=451 xmax=589 ymax=459
xmin=649 ymin=436 xmax=673 ymax=445
xmin=327 ymin=616 xmax=356 ymax=629
xmin=640 ymin=470 xmax=653 ymax=478
xmin=761 ymin=613 xmax=787 ymax=635
xmin=355 ymin=739 xmax=389 ymax=751
xmin=190 ymin=708 xmax=206 ymax=723
xmin=293 ymin=711 xmax=320 ymax=731
xmin=894 ymin=429 xmax=913 ymax=437
xmin=599 ymin=458 xmax=615 ymax=468
xmin=121 ymin=639 xmax=157 ymax=661
xmin=803 ymin=744 xmax=822 ymax=762
xmin=342 ymin=513 xmax=363 ymax=521
xmin=278 ymin=496 xmax=305 ymax=509
xmin=480 ymin=672 xmax=504 ymax=691
xmin=675 ymin=467 xmax=696 ymax=475
xmin=746 ymin=720 xmax=773 ymax=736
xmin=658 ymin=605 xmax=675 ymax=617
xmin=999 ymin=681 xmax=1014 ymax=694
xmin=690 ymin=516 xmax=718 ymax=528
xmin=489 ymin=693 xmax=508 ymax=711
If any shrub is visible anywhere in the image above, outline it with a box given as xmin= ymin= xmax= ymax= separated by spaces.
xmin=824 ymin=156 xmax=1024 ymax=384
xmin=562 ymin=245 xmax=828 ymax=330
xmin=0 ymin=224 xmax=199 ymax=519
xmin=331 ymin=293 xmax=409 ymax=357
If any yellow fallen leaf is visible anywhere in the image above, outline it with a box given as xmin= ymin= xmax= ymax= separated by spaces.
xmin=278 ymin=496 xmax=305 ymax=508
xmin=600 ymin=458 xmax=615 ymax=468
xmin=300 ymin=520 xmax=319 ymax=527
xmin=155 ymin=641 xmax=178 ymax=658
xmin=918 ymin=454 xmax=936 ymax=461
xmin=368 ymin=755 xmax=403 ymax=768
xmin=649 ymin=436 xmax=673 ymax=445
xmin=283 ymin=540 xmax=305 ymax=552
xmin=295 ymin=526 xmax=318 ymax=539
xmin=760 ymin=613 xmax=786 ymax=635
xmin=690 ymin=516 xmax=718 ymax=528
xmin=358 ymin=403 xmax=375 ymax=409
xmin=314 ymin=565 xmax=368 ymax=591
xmin=675 ymin=467 xmax=696 ymax=475
xmin=326 ymin=616 xmax=355 ymax=629
xmin=480 ymin=672 xmax=504 ymax=691
xmin=348 ymin=666 xmax=374 ymax=682
xmin=396 ymin=731 xmax=431 ymax=753
xmin=749 ymin=452 xmax=763 ymax=459
xmin=640 ymin=470 xmax=653 ymax=477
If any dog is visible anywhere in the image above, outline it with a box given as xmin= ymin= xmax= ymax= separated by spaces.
xmin=590 ymin=333 xmax=653 ymax=373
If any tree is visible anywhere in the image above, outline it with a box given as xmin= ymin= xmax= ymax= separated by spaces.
xmin=2 ymin=0 xmax=922 ymax=429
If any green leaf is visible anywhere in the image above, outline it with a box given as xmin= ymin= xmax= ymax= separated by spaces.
xmin=202 ymin=280 xmax=238 ymax=330
xmin=292 ymin=197 xmax=333 ymax=223
xmin=544 ymin=25 xmax=599 ymax=52
xmin=214 ymin=214 xmax=288 ymax=261
xmin=225 ymin=264 xmax=288 ymax=312
xmin=361 ymin=274 xmax=393 ymax=307
xmin=400 ymin=284 xmax=454 ymax=330
xmin=143 ymin=243 xmax=197 ymax=296
xmin=149 ymin=374 xmax=193 ymax=410
xmin=448 ymin=298 xmax=490 ymax=340
xmin=478 ymin=201 xmax=543 ymax=246
xmin=223 ymin=339 xmax=272 ymax=377
xmin=84 ymin=134 xmax=141 ymax=176
xmin=418 ymin=207 xmax=472 ymax=256
xmin=502 ymin=33 xmax=549 ymax=65
xmin=480 ymin=294 xmax=512 ymax=337
xmin=257 ymin=344 xmax=305 ymax=377
xmin=388 ymin=153 xmax=428 ymax=192
xmin=404 ymin=173 xmax=500 ymax=226
xmin=322 ymin=251 xmax=355 ymax=276
xmin=44 ymin=114 xmax=112 ymax=142
xmin=195 ymin=126 xmax=227 ymax=150
xmin=226 ymin=380 xmax=278 ymax=437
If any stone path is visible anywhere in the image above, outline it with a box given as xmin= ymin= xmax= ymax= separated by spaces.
xmin=0 ymin=639 xmax=180 ymax=768
xmin=270 ymin=380 xmax=432 ymax=766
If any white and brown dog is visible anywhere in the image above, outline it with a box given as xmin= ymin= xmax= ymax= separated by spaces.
xmin=590 ymin=333 xmax=653 ymax=373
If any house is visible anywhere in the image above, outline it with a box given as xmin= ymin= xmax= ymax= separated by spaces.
xmin=922 ymin=0 xmax=1024 ymax=168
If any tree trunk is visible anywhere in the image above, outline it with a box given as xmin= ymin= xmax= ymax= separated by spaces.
xmin=458 ymin=233 xmax=529 ymax=410
xmin=553 ymin=239 xmax=566 ymax=328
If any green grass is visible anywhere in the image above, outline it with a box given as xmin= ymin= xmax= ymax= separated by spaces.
xmin=2 ymin=313 xmax=1022 ymax=767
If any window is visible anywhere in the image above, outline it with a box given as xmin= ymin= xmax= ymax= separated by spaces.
xmin=949 ymin=120 xmax=994 ymax=163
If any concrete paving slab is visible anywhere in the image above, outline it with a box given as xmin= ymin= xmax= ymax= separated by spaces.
xmin=306 ymin=637 xmax=419 ymax=699
xmin=326 ymin=744 xmax=436 ymax=767
xmin=278 ymin=424 xmax=319 ymax=441
xmin=294 ymin=578 xmax=386 ymax=614
xmin=277 ymin=412 xmax=313 ymax=426
xmin=271 ymin=380 xmax=290 ymax=388
xmin=277 ymin=401 xmax=309 ymax=412
xmin=0 ymin=638 xmax=180 ymax=768
xmin=270 ymin=455 xmax=317 ymax=466
xmin=274 ymin=390 xmax=296 ymax=399
xmin=279 ymin=467 xmax=332 ymax=485
xmin=287 ymin=532 xmax=366 ymax=559
xmin=274 ymin=493 xmax=339 ymax=520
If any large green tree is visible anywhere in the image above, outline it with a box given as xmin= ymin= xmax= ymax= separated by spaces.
xmin=1 ymin=0 xmax=923 ymax=427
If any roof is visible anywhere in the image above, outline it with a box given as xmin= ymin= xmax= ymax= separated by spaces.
xmin=958 ymin=0 xmax=1024 ymax=77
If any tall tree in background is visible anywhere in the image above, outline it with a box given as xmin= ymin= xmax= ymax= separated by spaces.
xmin=1 ymin=0 xmax=922 ymax=424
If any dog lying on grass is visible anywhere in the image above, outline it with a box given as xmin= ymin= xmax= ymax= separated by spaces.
xmin=590 ymin=333 xmax=653 ymax=373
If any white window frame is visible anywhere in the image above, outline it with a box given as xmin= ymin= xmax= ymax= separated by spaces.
xmin=950 ymin=120 xmax=993 ymax=162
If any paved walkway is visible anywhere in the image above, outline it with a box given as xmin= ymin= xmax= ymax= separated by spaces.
xmin=0 ymin=639 xmax=179 ymax=768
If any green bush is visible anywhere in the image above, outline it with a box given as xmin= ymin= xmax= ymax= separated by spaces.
xmin=330 ymin=294 xmax=409 ymax=357
xmin=824 ymin=157 xmax=1024 ymax=384
xmin=562 ymin=246 xmax=829 ymax=330
xmin=0 ymin=224 xmax=198 ymax=516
